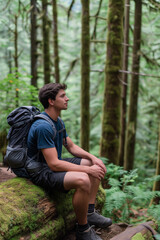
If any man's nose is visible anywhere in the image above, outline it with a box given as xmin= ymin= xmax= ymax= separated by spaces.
xmin=66 ymin=96 xmax=69 ymax=101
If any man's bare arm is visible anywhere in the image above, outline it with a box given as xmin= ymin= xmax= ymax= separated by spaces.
xmin=41 ymin=147 xmax=105 ymax=180
xmin=64 ymin=137 xmax=106 ymax=174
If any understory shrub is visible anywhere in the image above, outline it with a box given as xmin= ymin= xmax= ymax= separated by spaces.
xmin=102 ymin=162 xmax=160 ymax=227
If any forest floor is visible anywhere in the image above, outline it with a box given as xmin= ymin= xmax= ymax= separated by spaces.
xmin=0 ymin=167 xmax=133 ymax=239
xmin=0 ymin=166 xmax=16 ymax=183
xmin=62 ymin=224 xmax=127 ymax=240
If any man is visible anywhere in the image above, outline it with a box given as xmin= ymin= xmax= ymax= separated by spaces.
xmin=26 ymin=83 xmax=112 ymax=240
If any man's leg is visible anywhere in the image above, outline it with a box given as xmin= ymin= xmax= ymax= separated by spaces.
xmin=81 ymin=159 xmax=112 ymax=229
xmin=81 ymin=159 xmax=100 ymax=204
xmin=64 ymin=171 xmax=103 ymax=240
xmin=64 ymin=171 xmax=91 ymax=225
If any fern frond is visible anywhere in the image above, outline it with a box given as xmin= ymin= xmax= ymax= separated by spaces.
xmin=148 ymin=204 xmax=160 ymax=230
xmin=105 ymin=189 xmax=127 ymax=214
xmin=108 ymin=178 xmax=121 ymax=188
xmin=133 ymin=190 xmax=160 ymax=205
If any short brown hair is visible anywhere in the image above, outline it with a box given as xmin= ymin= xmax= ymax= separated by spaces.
xmin=39 ymin=83 xmax=67 ymax=109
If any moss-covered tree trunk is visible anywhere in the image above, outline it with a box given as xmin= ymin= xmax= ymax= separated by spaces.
xmin=0 ymin=178 xmax=105 ymax=240
xmin=118 ymin=0 xmax=130 ymax=166
xmin=42 ymin=0 xmax=51 ymax=84
xmin=80 ymin=0 xmax=90 ymax=151
xmin=52 ymin=0 xmax=60 ymax=83
xmin=100 ymin=0 xmax=124 ymax=165
xmin=124 ymin=0 xmax=142 ymax=171
xmin=151 ymin=122 xmax=160 ymax=204
xmin=30 ymin=0 xmax=38 ymax=87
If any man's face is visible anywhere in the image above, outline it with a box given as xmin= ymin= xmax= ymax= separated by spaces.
xmin=53 ymin=89 xmax=69 ymax=110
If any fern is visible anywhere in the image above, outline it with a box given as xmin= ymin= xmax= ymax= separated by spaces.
xmin=108 ymin=178 xmax=121 ymax=188
xmin=104 ymin=188 xmax=127 ymax=212
xmin=148 ymin=204 xmax=160 ymax=231
xmin=103 ymin=163 xmax=160 ymax=224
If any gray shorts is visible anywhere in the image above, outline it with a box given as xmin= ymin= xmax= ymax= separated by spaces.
xmin=29 ymin=157 xmax=81 ymax=193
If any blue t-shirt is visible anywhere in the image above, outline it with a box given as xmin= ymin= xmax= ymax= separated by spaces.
xmin=27 ymin=112 xmax=67 ymax=162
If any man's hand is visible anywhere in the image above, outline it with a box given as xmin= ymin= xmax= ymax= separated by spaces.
xmin=90 ymin=156 xmax=106 ymax=175
xmin=88 ymin=164 xmax=106 ymax=180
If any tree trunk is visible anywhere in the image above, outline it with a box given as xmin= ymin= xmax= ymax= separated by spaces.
xmin=118 ymin=0 xmax=130 ymax=166
xmin=30 ymin=0 xmax=38 ymax=87
xmin=80 ymin=0 xmax=90 ymax=151
xmin=151 ymin=122 xmax=160 ymax=204
xmin=91 ymin=0 xmax=103 ymax=40
xmin=0 ymin=132 xmax=7 ymax=160
xmin=42 ymin=0 xmax=51 ymax=84
xmin=0 ymin=178 xmax=105 ymax=240
xmin=52 ymin=0 xmax=60 ymax=83
xmin=124 ymin=0 xmax=142 ymax=171
xmin=7 ymin=10 xmax=13 ymax=75
xmin=14 ymin=14 xmax=19 ymax=108
xmin=100 ymin=0 xmax=124 ymax=165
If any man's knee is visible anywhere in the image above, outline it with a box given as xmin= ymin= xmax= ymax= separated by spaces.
xmin=77 ymin=173 xmax=91 ymax=193
xmin=81 ymin=158 xmax=92 ymax=166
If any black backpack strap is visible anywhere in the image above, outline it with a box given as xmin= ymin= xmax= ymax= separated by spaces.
xmin=34 ymin=114 xmax=67 ymax=146
xmin=58 ymin=117 xmax=67 ymax=147
xmin=34 ymin=114 xmax=57 ymax=139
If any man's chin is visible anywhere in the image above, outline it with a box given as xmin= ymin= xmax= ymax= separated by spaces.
xmin=62 ymin=107 xmax=68 ymax=110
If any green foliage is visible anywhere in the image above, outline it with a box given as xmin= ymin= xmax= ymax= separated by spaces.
xmin=155 ymin=235 xmax=160 ymax=240
xmin=0 ymin=71 xmax=40 ymax=133
xmin=148 ymin=204 xmax=160 ymax=231
xmin=103 ymin=163 xmax=160 ymax=225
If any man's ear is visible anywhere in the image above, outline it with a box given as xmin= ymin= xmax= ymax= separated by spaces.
xmin=48 ymin=98 xmax=55 ymax=106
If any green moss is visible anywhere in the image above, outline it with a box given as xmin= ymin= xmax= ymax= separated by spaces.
xmin=51 ymin=190 xmax=74 ymax=217
xmin=96 ymin=185 xmax=105 ymax=211
xmin=132 ymin=233 xmax=145 ymax=240
xmin=29 ymin=216 xmax=65 ymax=240
xmin=107 ymin=30 xmax=122 ymax=46
xmin=0 ymin=178 xmax=47 ymax=239
xmin=132 ymin=232 xmax=155 ymax=240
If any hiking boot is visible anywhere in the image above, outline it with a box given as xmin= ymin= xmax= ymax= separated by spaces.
xmin=76 ymin=225 xmax=102 ymax=240
xmin=87 ymin=210 xmax=112 ymax=229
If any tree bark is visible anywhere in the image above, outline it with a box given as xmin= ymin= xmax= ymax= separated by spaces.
xmin=151 ymin=122 xmax=160 ymax=204
xmin=52 ymin=0 xmax=60 ymax=83
xmin=42 ymin=0 xmax=51 ymax=84
xmin=14 ymin=14 xmax=19 ymax=108
xmin=124 ymin=0 xmax=142 ymax=171
xmin=118 ymin=0 xmax=130 ymax=166
xmin=0 ymin=178 xmax=105 ymax=240
xmin=30 ymin=0 xmax=38 ymax=87
xmin=80 ymin=0 xmax=90 ymax=151
xmin=0 ymin=132 xmax=7 ymax=160
xmin=100 ymin=0 xmax=124 ymax=165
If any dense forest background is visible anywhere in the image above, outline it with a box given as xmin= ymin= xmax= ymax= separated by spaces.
xmin=0 ymin=0 xmax=160 ymax=228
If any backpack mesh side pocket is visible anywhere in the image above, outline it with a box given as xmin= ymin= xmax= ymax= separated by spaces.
xmin=4 ymin=146 xmax=27 ymax=168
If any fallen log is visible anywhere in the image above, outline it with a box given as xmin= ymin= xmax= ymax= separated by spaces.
xmin=0 ymin=177 xmax=105 ymax=240
xmin=110 ymin=221 xmax=158 ymax=240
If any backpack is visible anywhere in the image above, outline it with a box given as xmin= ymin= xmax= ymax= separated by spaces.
xmin=4 ymin=106 xmax=67 ymax=178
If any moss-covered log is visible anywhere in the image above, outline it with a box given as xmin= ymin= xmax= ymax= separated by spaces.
xmin=110 ymin=221 xmax=158 ymax=240
xmin=0 ymin=177 xmax=105 ymax=240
